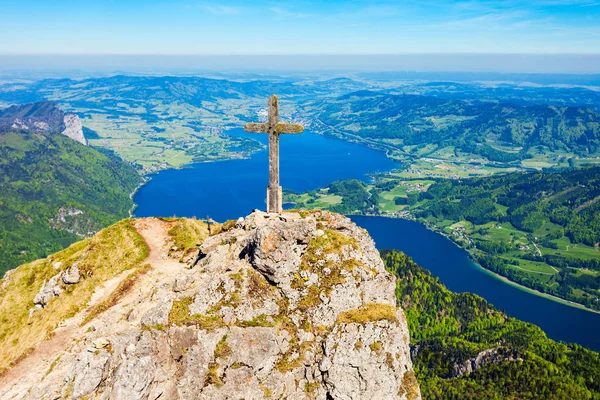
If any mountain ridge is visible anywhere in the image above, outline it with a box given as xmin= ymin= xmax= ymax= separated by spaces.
xmin=0 ymin=211 xmax=420 ymax=399
xmin=0 ymin=101 xmax=87 ymax=145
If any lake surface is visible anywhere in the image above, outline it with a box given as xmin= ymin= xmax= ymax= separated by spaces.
xmin=134 ymin=129 xmax=600 ymax=351
xmin=350 ymin=216 xmax=600 ymax=351
xmin=134 ymin=129 xmax=399 ymax=221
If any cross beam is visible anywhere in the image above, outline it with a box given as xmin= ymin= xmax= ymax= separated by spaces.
xmin=244 ymin=95 xmax=304 ymax=213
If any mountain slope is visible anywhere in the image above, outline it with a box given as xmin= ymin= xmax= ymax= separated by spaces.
xmin=0 ymin=102 xmax=142 ymax=272
xmin=0 ymin=211 xmax=420 ymax=399
xmin=383 ymin=250 xmax=600 ymax=400
xmin=2 ymin=211 xmax=598 ymax=399
xmin=414 ymin=166 xmax=600 ymax=310
xmin=0 ymin=101 xmax=87 ymax=145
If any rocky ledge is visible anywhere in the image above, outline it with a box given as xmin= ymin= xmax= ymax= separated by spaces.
xmin=14 ymin=211 xmax=420 ymax=399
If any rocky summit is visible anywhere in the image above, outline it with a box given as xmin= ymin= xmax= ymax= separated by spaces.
xmin=1 ymin=211 xmax=420 ymax=399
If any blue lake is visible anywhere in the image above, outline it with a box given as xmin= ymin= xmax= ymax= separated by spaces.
xmin=134 ymin=129 xmax=600 ymax=351
xmin=350 ymin=216 xmax=600 ymax=352
xmin=134 ymin=129 xmax=399 ymax=221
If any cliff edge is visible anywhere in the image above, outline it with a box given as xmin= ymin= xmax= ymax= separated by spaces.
xmin=0 ymin=211 xmax=420 ymax=399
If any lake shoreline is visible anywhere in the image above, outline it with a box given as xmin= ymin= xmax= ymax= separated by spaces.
xmin=127 ymin=128 xmax=599 ymax=315
xmin=348 ymin=212 xmax=600 ymax=315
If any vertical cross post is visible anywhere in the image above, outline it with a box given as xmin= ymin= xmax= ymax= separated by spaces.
xmin=267 ymin=95 xmax=281 ymax=213
xmin=244 ymin=95 xmax=304 ymax=214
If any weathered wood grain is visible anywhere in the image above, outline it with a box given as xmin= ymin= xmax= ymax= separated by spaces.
xmin=243 ymin=94 xmax=304 ymax=213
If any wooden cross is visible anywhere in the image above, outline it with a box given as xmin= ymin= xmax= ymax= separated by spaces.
xmin=244 ymin=95 xmax=304 ymax=213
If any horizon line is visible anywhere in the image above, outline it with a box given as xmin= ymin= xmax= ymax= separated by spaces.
xmin=2 ymin=52 xmax=600 ymax=57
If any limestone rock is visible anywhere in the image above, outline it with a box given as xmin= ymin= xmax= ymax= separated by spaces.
xmin=8 ymin=211 xmax=420 ymax=399
xmin=173 ymin=274 xmax=194 ymax=292
xmin=61 ymin=113 xmax=87 ymax=145
xmin=32 ymin=263 xmax=82 ymax=308
xmin=62 ymin=264 xmax=81 ymax=284
xmin=33 ymin=273 xmax=63 ymax=307
xmin=92 ymin=337 xmax=110 ymax=349
xmin=451 ymin=347 xmax=520 ymax=377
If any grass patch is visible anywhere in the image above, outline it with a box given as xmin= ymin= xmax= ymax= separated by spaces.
xmin=402 ymin=370 xmax=420 ymax=400
xmin=0 ymin=220 xmax=149 ymax=374
xmin=237 ymin=314 xmax=276 ymax=328
xmin=274 ymin=339 xmax=314 ymax=373
xmin=305 ymin=381 xmax=321 ymax=394
xmin=204 ymin=362 xmax=224 ymax=387
xmin=260 ymin=382 xmax=273 ymax=397
xmin=369 ymin=341 xmax=383 ymax=354
xmin=45 ymin=354 xmax=62 ymax=377
xmin=336 ymin=303 xmax=398 ymax=325
xmin=168 ymin=296 xmax=225 ymax=331
xmin=214 ymin=335 xmax=232 ymax=359
xmin=167 ymin=218 xmax=210 ymax=258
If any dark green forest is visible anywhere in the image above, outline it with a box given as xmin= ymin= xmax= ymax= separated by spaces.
xmin=0 ymin=130 xmax=141 ymax=273
xmin=420 ymin=167 xmax=600 ymax=246
xmin=384 ymin=250 xmax=600 ymax=399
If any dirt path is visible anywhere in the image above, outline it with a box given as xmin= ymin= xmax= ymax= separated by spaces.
xmin=132 ymin=218 xmax=183 ymax=276
xmin=0 ymin=218 xmax=184 ymax=394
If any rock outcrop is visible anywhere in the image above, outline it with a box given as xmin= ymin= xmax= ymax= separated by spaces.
xmin=61 ymin=113 xmax=87 ymax=145
xmin=6 ymin=211 xmax=420 ymax=399
xmin=0 ymin=101 xmax=87 ymax=145
xmin=451 ymin=347 xmax=521 ymax=378
xmin=32 ymin=263 xmax=81 ymax=308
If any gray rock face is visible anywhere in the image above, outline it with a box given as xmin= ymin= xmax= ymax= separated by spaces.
xmin=33 ymin=273 xmax=63 ymax=307
xmin=61 ymin=113 xmax=87 ymax=145
xmin=62 ymin=264 xmax=81 ymax=284
xmin=15 ymin=211 xmax=420 ymax=399
xmin=451 ymin=347 xmax=520 ymax=377
xmin=33 ymin=263 xmax=82 ymax=308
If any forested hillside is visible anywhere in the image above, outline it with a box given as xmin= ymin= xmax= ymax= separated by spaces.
xmin=384 ymin=250 xmax=600 ymax=399
xmin=0 ymin=128 xmax=141 ymax=273
xmin=288 ymin=167 xmax=600 ymax=311
xmin=416 ymin=167 xmax=600 ymax=310
xmin=311 ymin=91 xmax=600 ymax=162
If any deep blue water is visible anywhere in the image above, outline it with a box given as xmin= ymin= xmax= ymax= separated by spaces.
xmin=134 ymin=130 xmax=600 ymax=351
xmin=350 ymin=216 xmax=600 ymax=351
xmin=134 ymin=129 xmax=399 ymax=221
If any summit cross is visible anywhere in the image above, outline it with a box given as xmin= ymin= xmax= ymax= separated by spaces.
xmin=244 ymin=95 xmax=304 ymax=214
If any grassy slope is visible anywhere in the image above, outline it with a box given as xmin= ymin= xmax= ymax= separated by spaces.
xmin=384 ymin=250 xmax=600 ymax=400
xmin=0 ymin=131 xmax=142 ymax=273
xmin=0 ymin=220 xmax=148 ymax=373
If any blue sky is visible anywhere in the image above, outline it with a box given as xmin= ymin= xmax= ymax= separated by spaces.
xmin=1 ymin=0 xmax=599 ymax=55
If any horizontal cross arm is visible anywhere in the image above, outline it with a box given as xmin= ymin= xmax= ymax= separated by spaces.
xmin=244 ymin=123 xmax=269 ymax=133
xmin=275 ymin=123 xmax=304 ymax=134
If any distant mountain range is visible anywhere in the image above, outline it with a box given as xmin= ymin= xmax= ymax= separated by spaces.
xmin=0 ymin=101 xmax=141 ymax=273
xmin=1 ymin=75 xmax=599 ymax=172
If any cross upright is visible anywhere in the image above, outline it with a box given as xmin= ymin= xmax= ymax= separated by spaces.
xmin=244 ymin=95 xmax=304 ymax=213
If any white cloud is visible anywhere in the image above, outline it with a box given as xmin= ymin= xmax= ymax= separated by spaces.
xmin=268 ymin=6 xmax=312 ymax=18
xmin=201 ymin=4 xmax=241 ymax=15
